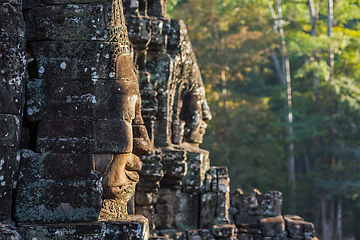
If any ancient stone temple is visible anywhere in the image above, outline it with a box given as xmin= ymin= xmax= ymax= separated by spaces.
xmin=0 ymin=0 xmax=318 ymax=239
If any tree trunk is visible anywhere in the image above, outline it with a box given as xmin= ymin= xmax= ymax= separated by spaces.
xmin=330 ymin=200 xmax=334 ymax=240
xmin=303 ymin=147 xmax=311 ymax=176
xmin=308 ymin=0 xmax=317 ymax=36
xmin=315 ymin=200 xmax=321 ymax=235
xmin=321 ymin=197 xmax=330 ymax=240
xmin=221 ymin=70 xmax=227 ymax=110
xmin=308 ymin=0 xmax=321 ymax=108
xmin=328 ymin=0 xmax=334 ymax=80
xmin=276 ymin=0 xmax=296 ymax=212
xmin=336 ymin=198 xmax=342 ymax=240
xmin=268 ymin=0 xmax=296 ymax=212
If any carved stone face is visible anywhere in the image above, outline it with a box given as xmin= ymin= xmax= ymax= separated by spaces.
xmin=95 ymin=53 xmax=151 ymax=219
xmin=181 ymin=85 xmax=212 ymax=144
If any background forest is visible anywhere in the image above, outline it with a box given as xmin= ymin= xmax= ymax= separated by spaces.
xmin=167 ymin=0 xmax=360 ymax=239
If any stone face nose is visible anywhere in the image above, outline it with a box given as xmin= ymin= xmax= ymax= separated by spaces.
xmin=132 ymin=124 xmax=151 ymax=156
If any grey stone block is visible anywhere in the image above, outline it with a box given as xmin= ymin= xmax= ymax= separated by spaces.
xmin=24 ymin=4 xmax=113 ymax=41
xmin=18 ymin=151 xmax=98 ymax=181
xmin=0 ymin=114 xmax=20 ymax=147
xmin=237 ymin=233 xmax=253 ymax=240
xmin=104 ymin=215 xmax=149 ymax=240
xmin=0 ymin=147 xmax=17 ymax=220
xmin=188 ymin=229 xmax=215 ymax=240
xmin=199 ymin=192 xmax=216 ymax=229
xmin=181 ymin=149 xmax=209 ymax=193
xmin=21 ymin=222 xmax=105 ymax=240
xmin=36 ymin=119 xmax=133 ymax=154
xmin=259 ymin=216 xmax=285 ymax=237
xmin=14 ymin=179 xmax=102 ymax=223
xmin=233 ymin=189 xmax=282 ymax=217
xmin=175 ymin=192 xmax=199 ymax=230
xmin=284 ymin=214 xmax=315 ymax=239
xmin=234 ymin=215 xmax=261 ymax=229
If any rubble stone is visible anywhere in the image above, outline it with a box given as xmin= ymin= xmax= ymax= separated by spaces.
xmin=284 ymin=214 xmax=315 ymax=239
xmin=188 ymin=229 xmax=215 ymax=240
xmin=237 ymin=233 xmax=253 ymax=240
xmin=211 ymin=224 xmax=237 ymax=238
xmin=234 ymin=215 xmax=262 ymax=229
xmin=104 ymin=215 xmax=149 ymax=240
xmin=0 ymin=222 xmax=22 ymax=240
xmin=232 ymin=189 xmax=282 ymax=217
xmin=259 ymin=216 xmax=285 ymax=237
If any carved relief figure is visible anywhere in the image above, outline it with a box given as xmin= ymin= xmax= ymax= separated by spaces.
xmin=96 ymin=0 xmax=151 ymax=219
xmin=178 ymin=63 xmax=212 ymax=145
xmin=14 ymin=0 xmax=150 ymax=222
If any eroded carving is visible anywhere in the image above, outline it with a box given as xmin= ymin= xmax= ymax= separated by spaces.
xmin=15 ymin=0 xmax=150 ymax=223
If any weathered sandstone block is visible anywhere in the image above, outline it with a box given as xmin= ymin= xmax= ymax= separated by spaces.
xmin=284 ymin=214 xmax=315 ymax=239
xmin=21 ymin=222 xmax=105 ymax=239
xmin=259 ymin=215 xmax=285 ymax=237
xmin=0 ymin=114 xmax=20 ymax=147
xmin=15 ymin=179 xmax=102 ymax=223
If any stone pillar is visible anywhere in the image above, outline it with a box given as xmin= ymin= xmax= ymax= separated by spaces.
xmin=0 ymin=0 xmax=25 ymax=222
